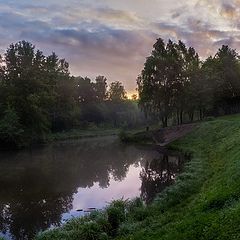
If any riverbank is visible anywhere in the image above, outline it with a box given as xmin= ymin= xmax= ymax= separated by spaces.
xmin=36 ymin=114 xmax=240 ymax=240
xmin=119 ymin=123 xmax=196 ymax=146
xmin=48 ymin=128 xmax=120 ymax=142
xmin=47 ymin=126 xmax=154 ymax=142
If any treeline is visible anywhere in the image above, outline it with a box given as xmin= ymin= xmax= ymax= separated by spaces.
xmin=0 ymin=41 xmax=145 ymax=148
xmin=138 ymin=38 xmax=240 ymax=126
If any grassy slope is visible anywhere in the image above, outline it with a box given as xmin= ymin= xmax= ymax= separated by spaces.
xmin=118 ymin=114 xmax=240 ymax=240
xmin=37 ymin=115 xmax=240 ymax=240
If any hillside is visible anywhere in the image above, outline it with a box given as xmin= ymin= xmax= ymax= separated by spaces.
xmin=117 ymin=114 xmax=240 ymax=240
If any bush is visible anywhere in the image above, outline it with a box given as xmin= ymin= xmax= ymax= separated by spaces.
xmin=80 ymin=222 xmax=102 ymax=240
xmin=118 ymin=130 xmax=129 ymax=142
xmin=0 ymin=107 xmax=25 ymax=148
xmin=205 ymin=116 xmax=215 ymax=121
xmin=106 ymin=200 xmax=127 ymax=236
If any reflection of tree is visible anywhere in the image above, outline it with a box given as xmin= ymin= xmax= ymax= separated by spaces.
xmin=0 ymin=137 xmax=157 ymax=239
xmin=0 ymin=166 xmax=74 ymax=240
xmin=140 ymin=152 xmax=185 ymax=204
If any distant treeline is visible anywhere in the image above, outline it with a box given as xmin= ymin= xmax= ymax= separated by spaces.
xmin=138 ymin=38 xmax=240 ymax=126
xmin=0 ymin=41 xmax=146 ymax=148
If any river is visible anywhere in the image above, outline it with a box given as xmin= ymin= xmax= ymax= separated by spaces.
xmin=0 ymin=136 xmax=186 ymax=239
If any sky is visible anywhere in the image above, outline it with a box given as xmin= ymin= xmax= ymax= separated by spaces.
xmin=0 ymin=0 xmax=240 ymax=93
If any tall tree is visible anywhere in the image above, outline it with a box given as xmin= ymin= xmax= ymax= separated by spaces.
xmin=138 ymin=38 xmax=201 ymax=126
xmin=176 ymin=43 xmax=201 ymax=122
xmin=138 ymin=38 xmax=176 ymax=127
xmin=76 ymin=77 xmax=96 ymax=103
xmin=4 ymin=41 xmax=51 ymax=141
xmin=1 ymin=41 xmax=73 ymax=144
xmin=202 ymin=45 xmax=240 ymax=115
xmin=94 ymin=76 xmax=108 ymax=101
xmin=108 ymin=81 xmax=127 ymax=101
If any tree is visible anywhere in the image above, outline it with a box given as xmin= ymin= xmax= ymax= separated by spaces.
xmin=1 ymin=41 xmax=74 ymax=143
xmin=138 ymin=38 xmax=177 ymax=127
xmin=0 ymin=40 xmax=150 ymax=147
xmin=175 ymin=43 xmax=201 ymax=122
xmin=108 ymin=81 xmax=127 ymax=101
xmin=213 ymin=45 xmax=240 ymax=114
xmin=138 ymin=38 xmax=202 ymax=126
xmin=4 ymin=41 xmax=51 ymax=141
xmin=131 ymin=94 xmax=138 ymax=101
xmin=94 ymin=76 xmax=108 ymax=101
xmin=0 ymin=107 xmax=24 ymax=148
xmin=76 ymin=77 xmax=96 ymax=103
xmin=201 ymin=45 xmax=240 ymax=116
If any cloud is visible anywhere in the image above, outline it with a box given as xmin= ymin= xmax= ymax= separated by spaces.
xmin=19 ymin=21 xmax=156 ymax=90
xmin=152 ymin=16 xmax=240 ymax=58
xmin=220 ymin=2 xmax=238 ymax=20
xmin=1 ymin=0 xmax=240 ymax=91
xmin=0 ymin=1 xmax=151 ymax=90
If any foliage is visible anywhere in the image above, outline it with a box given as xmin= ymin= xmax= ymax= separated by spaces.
xmin=95 ymin=76 xmax=108 ymax=101
xmin=107 ymin=200 xmax=127 ymax=236
xmin=118 ymin=130 xmax=152 ymax=143
xmin=0 ymin=40 xmax=147 ymax=148
xmin=138 ymin=39 xmax=200 ymax=126
xmin=0 ymin=41 xmax=74 ymax=145
xmin=0 ymin=107 xmax=24 ymax=148
xmin=108 ymin=81 xmax=127 ymax=101
xmin=138 ymin=38 xmax=240 ymax=126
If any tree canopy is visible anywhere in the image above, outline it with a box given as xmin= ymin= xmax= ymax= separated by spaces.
xmin=138 ymin=38 xmax=240 ymax=126
xmin=0 ymin=40 xmax=145 ymax=148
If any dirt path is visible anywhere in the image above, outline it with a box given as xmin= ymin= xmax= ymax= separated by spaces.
xmin=151 ymin=123 xmax=196 ymax=146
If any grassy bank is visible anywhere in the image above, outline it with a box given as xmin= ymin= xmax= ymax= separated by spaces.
xmin=48 ymin=125 xmax=155 ymax=142
xmin=48 ymin=128 xmax=120 ymax=142
xmin=37 ymin=115 xmax=240 ymax=240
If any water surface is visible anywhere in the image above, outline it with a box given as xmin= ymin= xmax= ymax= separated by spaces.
xmin=0 ymin=136 xmax=185 ymax=239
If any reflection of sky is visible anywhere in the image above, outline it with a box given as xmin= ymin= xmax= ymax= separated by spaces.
xmin=62 ymin=164 xmax=142 ymax=221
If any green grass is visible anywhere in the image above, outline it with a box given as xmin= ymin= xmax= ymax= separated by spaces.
xmin=48 ymin=125 xmax=156 ymax=142
xmin=37 ymin=115 xmax=240 ymax=240
xmin=48 ymin=128 xmax=120 ymax=141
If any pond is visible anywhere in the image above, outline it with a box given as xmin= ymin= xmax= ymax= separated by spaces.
xmin=0 ymin=136 xmax=187 ymax=240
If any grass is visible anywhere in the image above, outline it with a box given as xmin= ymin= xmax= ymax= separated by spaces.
xmin=36 ymin=115 xmax=240 ymax=240
xmin=47 ymin=125 xmax=156 ymax=142
xmin=48 ymin=128 xmax=120 ymax=141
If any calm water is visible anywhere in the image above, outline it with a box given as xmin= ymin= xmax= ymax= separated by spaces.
xmin=0 ymin=136 xmax=186 ymax=240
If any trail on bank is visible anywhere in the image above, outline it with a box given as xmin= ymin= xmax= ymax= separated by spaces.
xmin=151 ymin=123 xmax=196 ymax=146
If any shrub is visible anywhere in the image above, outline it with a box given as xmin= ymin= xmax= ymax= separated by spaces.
xmin=106 ymin=200 xmax=127 ymax=236
xmin=0 ymin=107 xmax=25 ymax=148
xmin=118 ymin=130 xmax=130 ymax=142
xmin=80 ymin=222 xmax=102 ymax=240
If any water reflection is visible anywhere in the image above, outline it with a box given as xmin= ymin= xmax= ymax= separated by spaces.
xmin=140 ymin=149 xmax=186 ymax=204
xmin=0 ymin=137 xmax=187 ymax=239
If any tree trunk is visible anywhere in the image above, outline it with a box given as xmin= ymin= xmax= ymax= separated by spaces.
xmin=162 ymin=117 xmax=168 ymax=127
xmin=180 ymin=110 xmax=183 ymax=125
xmin=177 ymin=110 xmax=180 ymax=125
xmin=199 ymin=109 xmax=203 ymax=120
xmin=188 ymin=111 xmax=194 ymax=122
